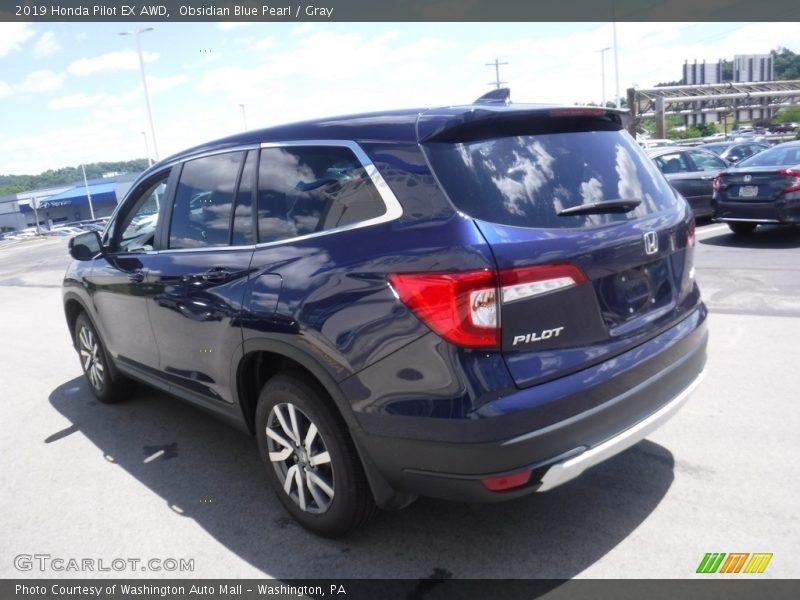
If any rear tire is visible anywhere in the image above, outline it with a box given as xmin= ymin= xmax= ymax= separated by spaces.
xmin=728 ymin=222 xmax=757 ymax=235
xmin=74 ymin=312 xmax=134 ymax=403
xmin=255 ymin=373 xmax=376 ymax=537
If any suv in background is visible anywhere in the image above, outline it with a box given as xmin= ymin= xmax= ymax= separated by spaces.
xmin=63 ymin=94 xmax=707 ymax=536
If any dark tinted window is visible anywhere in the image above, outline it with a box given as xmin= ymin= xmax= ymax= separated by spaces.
xmin=169 ymin=152 xmax=243 ymax=249
xmin=654 ymin=151 xmax=692 ymax=173
xmin=738 ymin=144 xmax=800 ymax=167
xmin=232 ymin=151 xmax=255 ymax=246
xmin=425 ymin=131 xmax=678 ymax=229
xmin=257 ymin=145 xmax=386 ymax=243
xmin=688 ymin=150 xmax=726 ymax=171
xmin=109 ymin=171 xmax=169 ymax=253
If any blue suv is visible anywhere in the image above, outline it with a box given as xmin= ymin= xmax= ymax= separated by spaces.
xmin=63 ymin=94 xmax=707 ymax=536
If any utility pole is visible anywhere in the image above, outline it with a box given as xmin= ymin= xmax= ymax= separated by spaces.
xmin=141 ymin=131 xmax=153 ymax=167
xmin=120 ymin=28 xmax=159 ymax=159
xmin=239 ymin=104 xmax=248 ymax=131
xmin=31 ymin=197 xmax=41 ymax=235
xmin=598 ymin=47 xmax=611 ymax=107
xmin=612 ymin=0 xmax=621 ymax=108
xmin=485 ymin=58 xmax=508 ymax=89
xmin=80 ymin=164 xmax=96 ymax=220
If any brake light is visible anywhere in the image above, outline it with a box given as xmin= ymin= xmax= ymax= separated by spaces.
xmin=687 ymin=222 xmax=696 ymax=247
xmin=388 ymin=264 xmax=587 ymax=348
xmin=777 ymin=168 xmax=800 ymax=193
xmin=548 ymin=107 xmax=607 ymax=117
xmin=712 ymin=175 xmax=722 ymax=192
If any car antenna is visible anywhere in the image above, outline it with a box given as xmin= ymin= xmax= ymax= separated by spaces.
xmin=473 ymin=88 xmax=511 ymax=105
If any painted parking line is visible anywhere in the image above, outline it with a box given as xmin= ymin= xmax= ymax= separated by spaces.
xmin=696 ymin=224 xmax=729 ymax=239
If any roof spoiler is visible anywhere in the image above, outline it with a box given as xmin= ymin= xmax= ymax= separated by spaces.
xmin=473 ymin=88 xmax=511 ymax=105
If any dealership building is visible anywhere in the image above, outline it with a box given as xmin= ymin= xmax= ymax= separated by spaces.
xmin=0 ymin=173 xmax=140 ymax=231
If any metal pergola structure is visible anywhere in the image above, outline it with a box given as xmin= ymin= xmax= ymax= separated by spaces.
xmin=626 ymin=80 xmax=800 ymax=137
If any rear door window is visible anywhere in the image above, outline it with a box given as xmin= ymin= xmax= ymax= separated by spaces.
xmin=424 ymin=130 xmax=677 ymax=229
xmin=256 ymin=145 xmax=386 ymax=243
xmin=169 ymin=152 xmax=244 ymax=249
xmin=654 ymin=152 xmax=692 ymax=173
xmin=688 ymin=150 xmax=726 ymax=171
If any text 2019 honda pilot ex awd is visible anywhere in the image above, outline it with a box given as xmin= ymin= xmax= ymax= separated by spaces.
xmin=63 ymin=94 xmax=707 ymax=537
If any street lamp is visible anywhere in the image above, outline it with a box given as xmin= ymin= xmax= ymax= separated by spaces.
xmin=119 ymin=27 xmax=159 ymax=160
xmin=597 ymin=47 xmax=611 ymax=107
xmin=80 ymin=163 xmax=96 ymax=220
xmin=140 ymin=131 xmax=153 ymax=167
xmin=239 ymin=104 xmax=248 ymax=131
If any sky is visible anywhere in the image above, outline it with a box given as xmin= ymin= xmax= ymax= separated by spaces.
xmin=1 ymin=20 xmax=799 ymax=175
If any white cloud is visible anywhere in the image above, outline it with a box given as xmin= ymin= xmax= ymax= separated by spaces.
xmin=0 ymin=81 xmax=12 ymax=98
xmin=48 ymin=93 xmax=109 ymax=110
xmin=253 ymin=36 xmax=276 ymax=51
xmin=218 ymin=22 xmax=250 ymax=31
xmin=147 ymin=74 xmax=190 ymax=93
xmin=0 ymin=23 xmax=35 ymax=58
xmin=18 ymin=70 xmax=65 ymax=93
xmin=33 ymin=31 xmax=61 ymax=58
xmin=291 ymin=24 xmax=314 ymax=36
xmin=68 ymin=50 xmax=159 ymax=76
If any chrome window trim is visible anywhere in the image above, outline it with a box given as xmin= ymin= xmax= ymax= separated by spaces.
xmin=254 ymin=139 xmax=403 ymax=248
xmin=152 ymin=140 xmax=403 ymax=254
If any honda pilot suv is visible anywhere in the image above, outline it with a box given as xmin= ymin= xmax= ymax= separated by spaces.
xmin=63 ymin=93 xmax=707 ymax=537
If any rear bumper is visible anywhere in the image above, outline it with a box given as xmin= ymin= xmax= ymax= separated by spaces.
xmin=712 ymin=196 xmax=800 ymax=224
xmin=353 ymin=306 xmax=708 ymax=503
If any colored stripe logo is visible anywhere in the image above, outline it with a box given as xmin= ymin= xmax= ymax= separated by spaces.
xmin=697 ymin=553 xmax=773 ymax=574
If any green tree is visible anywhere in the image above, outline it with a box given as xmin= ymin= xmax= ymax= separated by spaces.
xmin=773 ymin=105 xmax=800 ymax=123
xmin=0 ymin=159 xmax=150 ymax=196
xmin=772 ymin=47 xmax=800 ymax=80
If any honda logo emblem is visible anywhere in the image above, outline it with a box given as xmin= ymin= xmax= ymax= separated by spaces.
xmin=644 ymin=231 xmax=659 ymax=255
xmin=744 ymin=175 xmax=752 ymax=183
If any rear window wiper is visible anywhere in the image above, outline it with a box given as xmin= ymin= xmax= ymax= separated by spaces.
xmin=557 ymin=199 xmax=642 ymax=217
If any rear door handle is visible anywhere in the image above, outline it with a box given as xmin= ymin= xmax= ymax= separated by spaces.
xmin=128 ymin=270 xmax=145 ymax=283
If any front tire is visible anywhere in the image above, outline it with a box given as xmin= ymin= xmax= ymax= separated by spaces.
xmin=728 ymin=222 xmax=757 ymax=235
xmin=74 ymin=312 xmax=133 ymax=403
xmin=255 ymin=373 xmax=375 ymax=537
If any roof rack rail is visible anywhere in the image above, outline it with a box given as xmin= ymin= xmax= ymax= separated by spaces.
xmin=473 ymin=88 xmax=511 ymax=105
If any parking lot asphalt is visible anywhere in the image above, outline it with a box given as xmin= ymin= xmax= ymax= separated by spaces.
xmin=1 ymin=224 xmax=798 ymax=580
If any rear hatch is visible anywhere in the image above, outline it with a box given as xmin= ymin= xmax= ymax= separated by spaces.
xmin=421 ymin=107 xmax=699 ymax=387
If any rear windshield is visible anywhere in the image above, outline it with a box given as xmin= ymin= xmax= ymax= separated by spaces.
xmin=424 ymin=130 xmax=678 ymax=229
xmin=737 ymin=144 xmax=800 ymax=168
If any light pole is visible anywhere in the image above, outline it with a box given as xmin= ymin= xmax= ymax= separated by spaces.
xmin=119 ymin=27 xmax=159 ymax=160
xmin=239 ymin=104 xmax=248 ymax=131
xmin=140 ymin=131 xmax=153 ymax=167
xmin=598 ymin=47 xmax=611 ymax=107
xmin=612 ymin=1 xmax=621 ymax=108
xmin=80 ymin=164 xmax=96 ymax=220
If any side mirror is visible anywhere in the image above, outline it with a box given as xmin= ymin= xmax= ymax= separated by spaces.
xmin=68 ymin=231 xmax=104 ymax=261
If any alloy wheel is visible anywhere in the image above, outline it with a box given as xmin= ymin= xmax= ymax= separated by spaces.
xmin=266 ymin=402 xmax=335 ymax=514
xmin=78 ymin=325 xmax=104 ymax=391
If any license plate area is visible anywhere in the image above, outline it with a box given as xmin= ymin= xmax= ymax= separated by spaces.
xmin=738 ymin=185 xmax=759 ymax=198
xmin=597 ymin=258 xmax=675 ymax=327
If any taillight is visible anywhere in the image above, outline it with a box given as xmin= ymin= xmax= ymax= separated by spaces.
xmin=388 ymin=270 xmax=499 ymax=347
xmin=777 ymin=168 xmax=800 ymax=193
xmin=712 ymin=175 xmax=722 ymax=192
xmin=687 ymin=221 xmax=696 ymax=247
xmin=388 ymin=264 xmax=587 ymax=348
